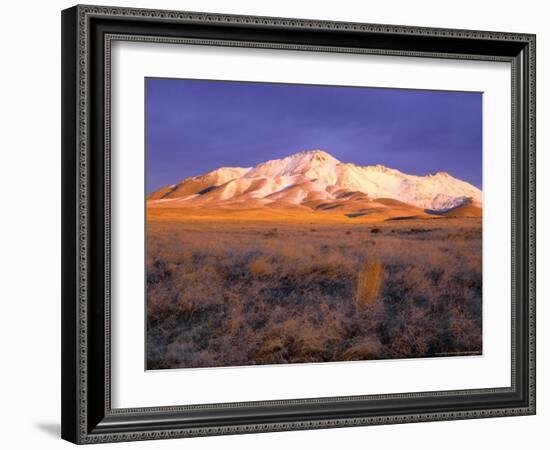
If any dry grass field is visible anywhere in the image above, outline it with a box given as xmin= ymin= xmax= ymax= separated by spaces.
xmin=146 ymin=211 xmax=482 ymax=370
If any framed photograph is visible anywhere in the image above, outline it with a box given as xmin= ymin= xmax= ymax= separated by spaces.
xmin=61 ymin=5 xmax=536 ymax=444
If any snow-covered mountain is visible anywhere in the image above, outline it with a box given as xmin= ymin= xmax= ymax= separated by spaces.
xmin=149 ymin=150 xmax=481 ymax=214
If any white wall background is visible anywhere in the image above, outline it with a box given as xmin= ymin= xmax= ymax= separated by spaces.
xmin=0 ymin=0 xmax=546 ymax=448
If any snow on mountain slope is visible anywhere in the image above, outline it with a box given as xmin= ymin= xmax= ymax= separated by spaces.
xmin=246 ymin=150 xmax=340 ymax=184
xmin=149 ymin=150 xmax=482 ymax=212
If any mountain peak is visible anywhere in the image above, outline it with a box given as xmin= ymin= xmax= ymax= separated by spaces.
xmin=245 ymin=149 xmax=340 ymax=179
xmin=293 ymin=149 xmax=339 ymax=160
xmin=281 ymin=149 xmax=341 ymax=168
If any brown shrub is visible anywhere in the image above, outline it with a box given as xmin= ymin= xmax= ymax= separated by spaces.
xmin=342 ymin=337 xmax=383 ymax=361
xmin=248 ymin=256 xmax=275 ymax=277
xmin=354 ymin=259 xmax=384 ymax=308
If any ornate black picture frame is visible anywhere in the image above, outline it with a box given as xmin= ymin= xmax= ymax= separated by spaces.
xmin=61 ymin=4 xmax=536 ymax=444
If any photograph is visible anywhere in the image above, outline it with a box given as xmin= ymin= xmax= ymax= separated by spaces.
xmin=145 ymin=78 xmax=483 ymax=370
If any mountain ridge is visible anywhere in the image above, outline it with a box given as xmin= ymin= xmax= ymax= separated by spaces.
xmin=148 ymin=150 xmax=482 ymax=219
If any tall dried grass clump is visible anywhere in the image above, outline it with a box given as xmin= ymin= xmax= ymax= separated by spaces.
xmin=354 ymin=259 xmax=384 ymax=308
xmin=248 ymin=256 xmax=275 ymax=277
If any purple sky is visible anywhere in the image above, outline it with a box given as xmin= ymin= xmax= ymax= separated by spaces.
xmin=146 ymin=78 xmax=482 ymax=193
